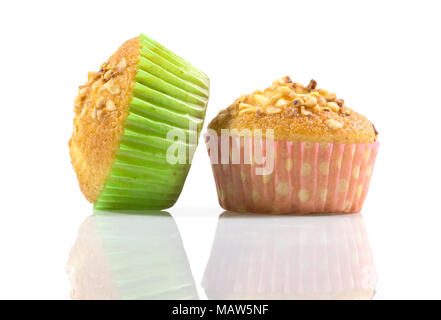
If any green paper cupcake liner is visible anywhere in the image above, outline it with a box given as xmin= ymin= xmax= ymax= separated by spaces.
xmin=94 ymin=34 xmax=209 ymax=211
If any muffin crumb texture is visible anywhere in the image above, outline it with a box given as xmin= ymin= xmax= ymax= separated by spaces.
xmin=69 ymin=37 xmax=140 ymax=202
xmin=208 ymin=76 xmax=377 ymax=143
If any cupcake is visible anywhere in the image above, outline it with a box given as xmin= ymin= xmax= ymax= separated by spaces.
xmin=206 ymin=77 xmax=379 ymax=214
xmin=202 ymin=212 xmax=377 ymax=299
xmin=67 ymin=211 xmax=199 ymax=300
xmin=69 ymin=34 xmax=210 ymax=210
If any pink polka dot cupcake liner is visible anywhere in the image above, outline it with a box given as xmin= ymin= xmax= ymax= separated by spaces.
xmin=205 ymin=135 xmax=379 ymax=214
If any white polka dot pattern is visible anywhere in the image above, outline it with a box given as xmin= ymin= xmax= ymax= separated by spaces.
xmin=277 ymin=183 xmax=289 ymax=196
xmin=298 ymin=189 xmax=310 ymax=202
xmin=301 ymin=163 xmax=312 ymax=176
xmin=207 ymin=136 xmax=379 ymax=214
xmin=319 ymin=162 xmax=329 ymax=175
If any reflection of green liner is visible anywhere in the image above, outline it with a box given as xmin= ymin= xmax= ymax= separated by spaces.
xmin=67 ymin=211 xmax=198 ymax=299
xmin=95 ymin=212 xmax=198 ymax=300
xmin=95 ymin=34 xmax=209 ymax=211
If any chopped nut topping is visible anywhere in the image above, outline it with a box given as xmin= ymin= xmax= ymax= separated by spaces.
xmin=79 ymin=87 xmax=89 ymax=97
xmin=275 ymin=98 xmax=288 ymax=107
xmin=372 ymin=123 xmax=379 ymax=135
xmin=312 ymin=105 xmax=321 ymax=114
xmin=253 ymin=94 xmax=267 ymax=106
xmin=96 ymin=96 xmax=106 ymax=109
xmin=115 ymin=58 xmax=127 ymax=73
xmin=300 ymin=106 xmax=312 ymax=116
xmin=305 ymin=96 xmax=317 ymax=108
xmin=91 ymin=81 xmax=100 ymax=92
xmin=103 ymin=70 xmax=113 ymax=81
xmin=239 ymin=102 xmax=255 ymax=110
xmin=280 ymin=76 xmax=292 ymax=83
xmin=266 ymin=107 xmax=282 ymax=114
xmin=106 ymin=100 xmax=116 ymax=111
xmin=87 ymin=72 xmax=96 ymax=81
xmin=325 ymin=92 xmax=337 ymax=102
xmin=277 ymin=86 xmax=291 ymax=96
xmin=264 ymin=94 xmax=282 ymax=107
xmin=80 ymin=107 xmax=87 ymax=118
xmin=293 ymin=98 xmax=302 ymax=106
xmin=326 ymin=119 xmax=344 ymax=130
xmin=306 ymin=79 xmax=317 ymax=90
xmin=91 ymin=108 xmax=97 ymax=120
xmin=316 ymin=95 xmax=326 ymax=106
xmin=318 ymin=88 xmax=329 ymax=96
xmin=97 ymin=109 xmax=104 ymax=121
xmin=238 ymin=102 xmax=259 ymax=115
xmin=234 ymin=77 xmax=348 ymax=119
xmin=239 ymin=107 xmax=258 ymax=116
xmin=102 ymin=79 xmax=120 ymax=95
xmin=336 ymin=99 xmax=344 ymax=107
xmin=326 ymin=102 xmax=340 ymax=112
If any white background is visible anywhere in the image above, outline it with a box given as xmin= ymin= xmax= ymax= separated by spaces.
xmin=1 ymin=0 xmax=441 ymax=299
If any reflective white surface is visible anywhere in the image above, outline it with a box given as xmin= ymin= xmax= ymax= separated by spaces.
xmin=203 ymin=212 xmax=376 ymax=299
xmin=1 ymin=205 xmax=441 ymax=299
xmin=67 ymin=211 xmax=377 ymax=300
xmin=67 ymin=211 xmax=198 ymax=300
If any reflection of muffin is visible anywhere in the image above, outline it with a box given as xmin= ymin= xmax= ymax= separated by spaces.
xmin=69 ymin=34 xmax=209 ymax=210
xmin=67 ymin=212 xmax=198 ymax=300
xmin=206 ymin=77 xmax=379 ymax=214
xmin=203 ymin=212 xmax=377 ymax=299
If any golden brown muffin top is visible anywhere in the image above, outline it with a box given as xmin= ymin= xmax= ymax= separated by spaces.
xmin=69 ymin=37 xmax=140 ymax=202
xmin=208 ymin=76 xmax=378 ymax=143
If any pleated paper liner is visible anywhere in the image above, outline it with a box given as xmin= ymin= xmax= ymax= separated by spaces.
xmin=206 ymin=135 xmax=379 ymax=214
xmin=94 ymin=34 xmax=210 ymax=211
xmin=202 ymin=212 xmax=377 ymax=299
xmin=67 ymin=211 xmax=199 ymax=300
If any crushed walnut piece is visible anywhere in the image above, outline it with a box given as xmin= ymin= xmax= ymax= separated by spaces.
xmin=106 ymin=100 xmax=116 ymax=111
xmin=80 ymin=106 xmax=87 ymax=118
xmin=233 ymin=77 xmax=350 ymax=121
xmin=74 ymin=57 xmax=127 ymax=121
xmin=101 ymin=79 xmax=121 ymax=95
xmin=267 ymin=107 xmax=282 ymax=114
xmin=103 ymin=70 xmax=113 ymax=81
xmin=115 ymin=58 xmax=127 ymax=73
xmin=96 ymin=96 xmax=106 ymax=109
xmin=326 ymin=119 xmax=344 ymax=130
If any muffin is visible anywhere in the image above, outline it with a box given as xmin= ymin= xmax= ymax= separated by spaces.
xmin=202 ymin=212 xmax=377 ymax=299
xmin=69 ymin=34 xmax=210 ymax=210
xmin=206 ymin=76 xmax=379 ymax=214
xmin=67 ymin=211 xmax=198 ymax=300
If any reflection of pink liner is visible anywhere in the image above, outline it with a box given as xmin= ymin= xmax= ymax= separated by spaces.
xmin=202 ymin=213 xmax=377 ymax=299
xmin=206 ymin=135 xmax=379 ymax=214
